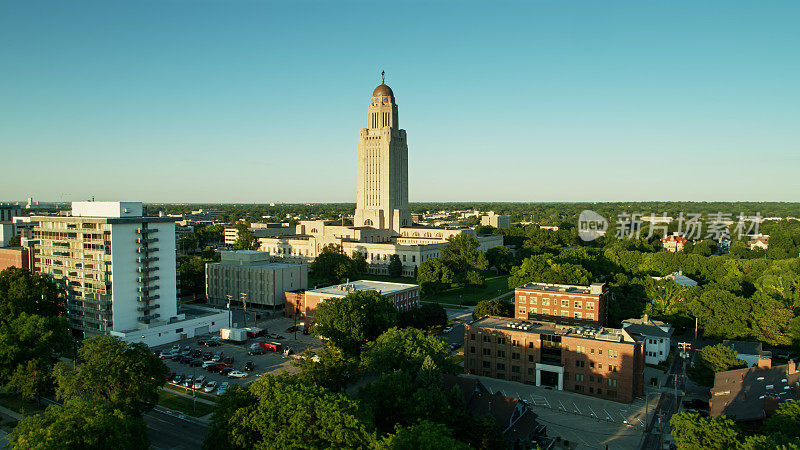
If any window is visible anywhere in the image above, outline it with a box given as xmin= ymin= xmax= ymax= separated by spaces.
xmin=575 ymin=374 xmax=585 ymax=382
xmin=576 ymin=346 xmax=586 ymax=354
xmin=497 ymin=337 xmax=506 ymax=345
xmin=470 ymin=346 xmax=476 ymax=353
xmin=607 ymin=390 xmax=617 ymax=398
xmin=511 ymin=352 xmax=520 ymax=360
xmin=518 ymin=295 xmax=526 ymax=303
xmin=575 ymin=360 xmax=585 ymax=368
xmin=561 ymin=299 xmax=569 ymax=307
xmin=482 ymin=361 xmax=491 ymax=368
xmin=574 ymin=301 xmax=582 ymax=308
xmin=541 ymin=298 xmax=550 ymax=306
xmin=497 ymin=363 xmax=505 ymax=371
xmin=483 ymin=336 xmax=491 ymax=343
xmin=586 ymin=302 xmax=595 ymax=310
xmin=528 ymin=342 xmax=534 ymax=349
xmin=519 ymin=307 xmax=526 ymax=314
xmin=560 ymin=310 xmax=569 ymax=317
xmin=543 ymin=309 xmax=550 ymax=315
xmin=483 ymin=349 xmax=491 ymax=356
xmin=609 ymin=350 xmax=618 ymax=359
xmin=412 ymin=256 xmax=416 ymax=262
xmin=512 ymin=339 xmax=521 ymax=347
xmin=597 ymin=363 xmax=603 ymax=370
xmin=590 ymin=362 xmax=595 ymax=368
xmin=528 ymin=355 xmax=535 ymax=362
xmin=470 ymin=333 xmax=476 ymax=340
xmin=575 ymin=385 xmax=585 ymax=392
xmin=586 ymin=313 xmax=595 ymax=321
xmin=530 ymin=298 xmax=537 ymax=305
xmin=511 ymin=365 xmax=520 ymax=373
xmin=175 ymin=328 xmax=184 ymax=333
xmin=609 ymin=365 xmax=618 ymax=372
xmin=574 ymin=312 xmax=582 ymax=319
xmin=497 ymin=350 xmax=506 ymax=358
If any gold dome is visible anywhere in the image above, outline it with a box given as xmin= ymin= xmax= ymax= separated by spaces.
xmin=372 ymin=83 xmax=394 ymax=98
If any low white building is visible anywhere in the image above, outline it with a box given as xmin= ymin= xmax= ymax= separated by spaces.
xmin=722 ymin=340 xmax=772 ymax=367
xmin=481 ymin=212 xmax=510 ymax=229
xmin=621 ymin=315 xmax=674 ymax=364
xmin=111 ymin=304 xmax=229 ymax=347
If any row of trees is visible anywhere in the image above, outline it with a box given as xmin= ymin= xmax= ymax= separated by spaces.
xmin=416 ymin=235 xmax=489 ymax=295
xmin=204 ymin=290 xmax=507 ymax=448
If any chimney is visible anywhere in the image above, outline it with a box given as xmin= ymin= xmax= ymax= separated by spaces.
xmin=642 ymin=314 xmax=649 ymax=324
xmin=678 ymin=268 xmax=683 ymax=276
xmin=788 ymin=360 xmax=798 ymax=375
xmin=757 ymin=356 xmax=772 ymax=370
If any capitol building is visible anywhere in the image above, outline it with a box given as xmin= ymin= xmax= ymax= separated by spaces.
xmin=259 ymin=76 xmax=502 ymax=277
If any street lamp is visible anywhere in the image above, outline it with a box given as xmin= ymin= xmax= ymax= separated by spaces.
xmin=226 ymin=294 xmax=232 ymax=328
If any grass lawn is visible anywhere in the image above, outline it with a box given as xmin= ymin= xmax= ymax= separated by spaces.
xmin=157 ymin=390 xmax=216 ymax=417
xmin=424 ymin=274 xmax=511 ymax=306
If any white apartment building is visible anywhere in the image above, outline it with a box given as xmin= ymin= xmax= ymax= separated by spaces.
xmin=621 ymin=315 xmax=674 ymax=364
xmin=481 ymin=212 xmax=511 ymax=229
xmin=33 ymin=202 xmax=179 ymax=337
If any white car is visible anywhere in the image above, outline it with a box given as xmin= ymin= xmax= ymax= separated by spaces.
xmin=228 ymin=370 xmax=248 ymax=379
xmin=442 ymin=326 xmax=454 ymax=334
xmin=201 ymin=360 xmax=217 ymax=369
xmin=203 ymin=381 xmax=217 ymax=393
xmin=217 ymin=382 xmax=229 ymax=395
xmin=193 ymin=375 xmax=206 ymax=390
xmin=159 ymin=350 xmax=175 ymax=359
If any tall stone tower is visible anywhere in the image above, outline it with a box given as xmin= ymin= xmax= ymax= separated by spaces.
xmin=354 ymin=73 xmax=410 ymax=233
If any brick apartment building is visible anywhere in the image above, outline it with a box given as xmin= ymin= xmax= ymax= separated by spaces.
xmin=514 ymin=282 xmax=609 ymax=326
xmin=464 ymin=316 xmax=644 ymax=403
xmin=0 ymin=247 xmax=32 ymax=272
xmin=661 ymin=234 xmax=688 ymax=252
xmin=284 ymin=280 xmax=419 ymax=322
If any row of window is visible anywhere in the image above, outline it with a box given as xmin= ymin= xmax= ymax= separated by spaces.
xmin=519 ymin=307 xmax=595 ymax=320
xmin=518 ymin=296 xmax=595 ymax=310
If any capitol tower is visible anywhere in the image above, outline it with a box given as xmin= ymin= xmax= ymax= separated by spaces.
xmin=353 ymin=72 xmax=411 ymax=234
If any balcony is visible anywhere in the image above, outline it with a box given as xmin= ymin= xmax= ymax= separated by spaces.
xmin=137 ymin=256 xmax=159 ymax=264
xmin=136 ymin=247 xmax=159 ymax=254
xmin=137 ymin=266 xmax=158 ymax=274
xmin=137 ymin=294 xmax=160 ymax=302
xmin=138 ymin=313 xmax=160 ymax=322
xmin=136 ymin=228 xmax=153 ymax=235
xmin=137 ymin=303 xmax=160 ymax=312
xmin=138 ymin=285 xmax=159 ymax=293
xmin=137 ymin=275 xmax=159 ymax=284
xmin=136 ymin=237 xmax=158 ymax=245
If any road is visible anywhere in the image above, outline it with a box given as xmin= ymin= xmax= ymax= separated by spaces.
xmin=145 ymin=408 xmax=208 ymax=450
xmin=641 ymin=348 xmax=688 ymax=449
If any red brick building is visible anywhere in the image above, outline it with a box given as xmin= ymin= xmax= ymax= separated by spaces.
xmin=0 ymin=247 xmax=31 ymax=272
xmin=464 ymin=316 xmax=644 ymax=403
xmin=661 ymin=234 xmax=688 ymax=252
xmin=514 ymin=282 xmax=609 ymax=326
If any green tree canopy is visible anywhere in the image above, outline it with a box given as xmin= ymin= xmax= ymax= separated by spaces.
xmin=388 ymin=254 xmax=403 ymax=278
xmin=669 ymin=412 xmax=741 ymax=450
xmin=7 ymin=235 xmax=21 ymax=247
xmin=764 ymin=399 xmax=800 ymax=439
xmin=472 ymin=298 xmax=513 ymax=320
xmin=204 ymin=375 xmax=375 ymax=449
xmin=398 ymin=303 xmax=448 ymax=330
xmin=313 ymin=290 xmax=398 ymax=356
xmin=485 ymin=246 xmax=514 ymax=274
xmin=53 ymin=335 xmax=168 ymax=416
xmin=416 ymin=257 xmax=454 ymax=296
xmin=310 ymin=244 xmax=359 ymax=285
xmin=10 ymin=399 xmax=149 ymax=450
xmin=232 ymin=224 xmax=259 ymax=250
xmin=440 ymin=235 xmax=488 ymax=284
xmin=376 ymin=420 xmax=469 ymax=450
xmin=361 ymin=327 xmax=455 ymax=374
xmin=0 ymin=267 xmax=65 ymax=317
xmin=688 ymin=343 xmax=747 ymax=386
xmin=291 ymin=344 xmax=358 ymax=392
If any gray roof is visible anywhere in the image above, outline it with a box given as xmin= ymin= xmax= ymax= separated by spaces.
xmin=710 ymin=362 xmax=800 ymax=421
xmin=723 ymin=340 xmax=763 ymax=357
xmin=621 ymin=323 xmax=674 ymax=339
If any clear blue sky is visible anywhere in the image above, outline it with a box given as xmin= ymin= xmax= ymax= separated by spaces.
xmin=1 ymin=0 xmax=798 ymax=203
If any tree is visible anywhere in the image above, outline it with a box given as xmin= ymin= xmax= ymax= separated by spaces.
xmin=764 ymin=400 xmax=800 ymax=439
xmin=669 ymin=412 xmax=741 ymax=450
xmin=472 ymin=298 xmax=513 ymax=320
xmin=485 ymin=246 xmax=514 ymax=274
xmin=53 ymin=335 xmax=168 ymax=416
xmin=313 ymin=290 xmax=398 ymax=356
xmin=232 ymin=224 xmax=259 ymax=250
xmin=361 ymin=327 xmax=455 ymax=375
xmin=388 ymin=254 xmax=404 ymax=278
xmin=416 ymin=257 xmax=454 ymax=296
xmin=9 ymin=399 xmax=149 ymax=450
xmin=352 ymin=251 xmax=368 ymax=275
xmin=688 ymin=343 xmax=747 ymax=386
xmin=177 ymin=256 xmax=206 ymax=299
xmin=7 ymin=234 xmax=21 ymax=247
xmin=376 ymin=421 xmax=468 ymax=450
xmin=204 ymin=375 xmax=375 ymax=449
xmin=311 ymin=244 xmax=358 ymax=285
xmin=0 ymin=268 xmax=71 ymax=399
xmin=398 ymin=303 xmax=448 ymax=330
xmin=0 ymin=267 xmax=65 ymax=317
xmin=440 ymin=235 xmax=488 ymax=285
xmin=292 ymin=344 xmax=358 ymax=392
xmin=465 ymin=270 xmax=485 ymax=288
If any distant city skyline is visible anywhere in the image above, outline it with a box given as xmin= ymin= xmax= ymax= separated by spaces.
xmin=2 ymin=1 xmax=799 ymax=203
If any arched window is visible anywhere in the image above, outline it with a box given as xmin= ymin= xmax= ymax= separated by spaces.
xmin=364 ymin=219 xmax=373 ymax=226
xmin=310 ymin=228 xmax=318 ymax=233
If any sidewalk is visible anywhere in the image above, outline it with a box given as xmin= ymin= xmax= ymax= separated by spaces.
xmin=162 ymin=387 xmax=217 ymax=406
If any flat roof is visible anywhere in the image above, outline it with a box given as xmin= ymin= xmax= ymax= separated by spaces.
xmin=469 ymin=316 xmax=635 ymax=343
xmin=517 ymin=282 xmax=603 ymax=295
xmin=307 ymin=279 xmax=418 ymax=297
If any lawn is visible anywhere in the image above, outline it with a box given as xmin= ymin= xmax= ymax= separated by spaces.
xmin=157 ymin=390 xmax=216 ymax=417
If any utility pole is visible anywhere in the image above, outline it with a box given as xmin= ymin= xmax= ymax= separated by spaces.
xmin=294 ymin=304 xmax=300 ymax=341
xmin=226 ymin=294 xmax=232 ymax=328
xmin=678 ymin=342 xmax=691 ymax=359
xmin=694 ymin=317 xmax=699 ymax=341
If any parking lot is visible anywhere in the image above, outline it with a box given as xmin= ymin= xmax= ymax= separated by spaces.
xmin=153 ymin=316 xmax=323 ymax=395
xmin=471 ymin=375 xmax=657 ymax=449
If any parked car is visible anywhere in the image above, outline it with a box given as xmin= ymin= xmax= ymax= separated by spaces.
xmin=202 ymin=351 xmax=212 ymax=360
xmin=170 ymin=353 xmax=183 ymax=361
xmin=217 ymin=382 xmax=229 ymax=395
xmin=171 ymin=344 xmax=181 ymax=352
xmin=197 ymin=339 xmax=207 ymax=346
xmin=179 ymin=356 xmax=194 ymax=364
xmin=211 ymin=354 xmax=221 ymax=362
xmin=190 ymin=359 xmax=204 ymax=367
xmin=228 ymin=370 xmax=248 ymax=379
xmin=248 ymin=348 xmax=265 ymax=356
xmin=166 ymin=372 xmax=176 ymax=381
xmin=449 ymin=342 xmax=462 ymax=351
xmin=222 ymin=356 xmax=234 ymax=365
xmin=172 ymin=374 xmax=183 ymax=385
xmin=159 ymin=350 xmax=175 ymax=359
xmin=205 ymin=339 xmax=221 ymax=347
xmin=244 ymin=361 xmax=254 ymax=371
xmin=204 ymin=363 xmax=222 ymax=372
xmin=183 ymin=345 xmax=191 ymax=352
xmin=203 ymin=380 xmax=217 ymax=393
xmin=218 ymin=367 xmax=233 ymax=376
xmin=193 ymin=376 xmax=206 ymax=390
xmin=191 ymin=349 xmax=202 ymax=358
xmin=183 ymin=376 xmax=194 ymax=388
xmin=442 ymin=326 xmax=454 ymax=334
